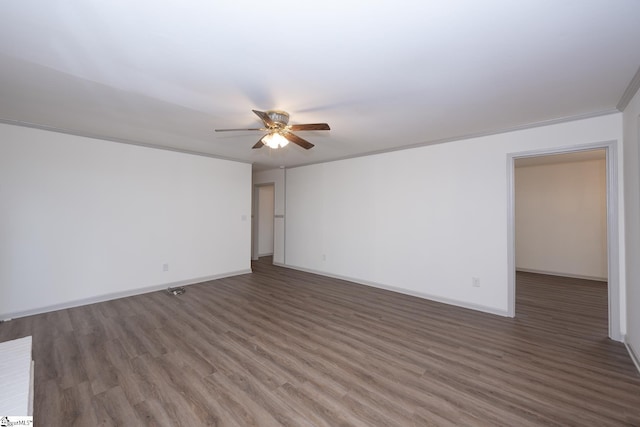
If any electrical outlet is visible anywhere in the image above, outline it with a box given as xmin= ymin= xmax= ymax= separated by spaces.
xmin=163 ymin=263 xmax=169 ymax=272
xmin=472 ymin=277 xmax=480 ymax=287
xmin=322 ymin=254 xmax=326 ymax=261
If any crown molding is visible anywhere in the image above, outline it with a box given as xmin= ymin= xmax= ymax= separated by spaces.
xmin=0 ymin=118 xmax=252 ymax=165
xmin=617 ymin=65 xmax=640 ymax=111
xmin=288 ymin=109 xmax=620 ymax=170
xmin=1 ymin=107 xmax=622 ymax=172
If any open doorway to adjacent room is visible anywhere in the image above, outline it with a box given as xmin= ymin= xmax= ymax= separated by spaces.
xmin=252 ymin=183 xmax=275 ymax=261
xmin=507 ymin=143 xmax=620 ymax=341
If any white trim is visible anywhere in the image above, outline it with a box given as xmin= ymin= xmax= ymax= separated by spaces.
xmin=605 ymin=144 xmax=621 ymax=341
xmin=617 ymin=65 xmax=640 ymax=111
xmin=0 ymin=118 xmax=252 ymax=165
xmin=283 ymin=168 xmax=288 ymax=266
xmin=624 ymin=337 xmax=640 ymax=374
xmin=288 ymin=110 xmax=619 ymax=170
xmin=507 ymin=141 xmax=622 ymax=341
xmin=0 ymin=269 xmax=252 ymax=320
xmin=280 ymin=264 xmax=510 ymax=317
xmin=251 ymin=184 xmax=259 ymax=260
xmin=28 ymin=359 xmax=34 ymax=416
xmin=507 ymin=155 xmax=516 ymax=317
xmin=515 ymin=268 xmax=607 ymax=282
xmin=2 ymin=106 xmax=622 ymax=173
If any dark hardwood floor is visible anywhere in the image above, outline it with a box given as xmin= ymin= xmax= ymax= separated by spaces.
xmin=1 ymin=259 xmax=639 ymax=426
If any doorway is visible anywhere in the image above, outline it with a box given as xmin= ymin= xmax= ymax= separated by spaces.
xmin=253 ymin=183 xmax=275 ymax=260
xmin=507 ymin=141 xmax=620 ymax=341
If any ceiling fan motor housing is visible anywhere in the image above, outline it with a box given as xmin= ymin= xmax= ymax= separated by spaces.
xmin=266 ymin=110 xmax=290 ymax=128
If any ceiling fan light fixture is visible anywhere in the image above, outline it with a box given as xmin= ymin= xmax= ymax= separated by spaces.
xmin=216 ymin=109 xmax=327 ymax=150
xmin=263 ymin=132 xmax=289 ymax=149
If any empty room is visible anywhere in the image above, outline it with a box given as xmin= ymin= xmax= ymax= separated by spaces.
xmin=2 ymin=1 xmax=640 ymax=425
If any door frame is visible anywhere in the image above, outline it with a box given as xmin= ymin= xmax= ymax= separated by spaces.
xmin=506 ymin=140 xmax=621 ymax=341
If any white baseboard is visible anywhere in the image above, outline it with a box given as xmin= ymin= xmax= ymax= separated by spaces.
xmin=624 ymin=337 xmax=640 ymax=375
xmin=0 ymin=269 xmax=252 ymax=320
xmin=516 ymin=268 xmax=607 ymax=282
xmin=279 ymin=264 xmax=510 ymax=317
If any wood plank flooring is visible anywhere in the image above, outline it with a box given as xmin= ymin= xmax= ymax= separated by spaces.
xmin=1 ymin=259 xmax=639 ymax=426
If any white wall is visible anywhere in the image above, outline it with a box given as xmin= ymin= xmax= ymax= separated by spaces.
xmin=252 ymin=168 xmax=285 ymax=264
xmin=0 ymin=123 xmax=252 ymax=318
xmin=515 ymin=158 xmax=607 ymax=280
xmin=258 ymin=185 xmax=275 ymax=256
xmin=623 ymin=86 xmax=640 ymax=366
xmin=285 ymin=114 xmax=624 ymax=322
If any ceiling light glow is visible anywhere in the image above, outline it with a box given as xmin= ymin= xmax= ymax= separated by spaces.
xmin=263 ymin=132 xmax=289 ymax=149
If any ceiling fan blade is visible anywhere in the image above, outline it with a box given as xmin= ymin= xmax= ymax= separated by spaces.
xmin=215 ymin=128 xmax=264 ymax=132
xmin=252 ymin=137 xmax=265 ymax=149
xmin=288 ymin=123 xmax=331 ymax=131
xmin=283 ymin=132 xmax=314 ymax=150
xmin=252 ymin=110 xmax=275 ymax=127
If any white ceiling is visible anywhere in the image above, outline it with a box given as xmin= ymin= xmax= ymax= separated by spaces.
xmin=1 ymin=1 xmax=639 ymax=171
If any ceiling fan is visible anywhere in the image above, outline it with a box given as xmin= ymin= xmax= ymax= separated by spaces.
xmin=215 ymin=110 xmax=330 ymax=150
